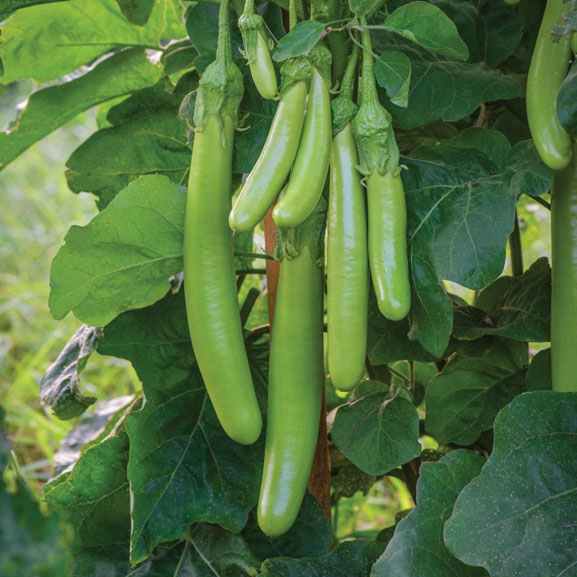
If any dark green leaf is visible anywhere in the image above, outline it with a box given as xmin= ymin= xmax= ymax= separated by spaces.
xmin=39 ymin=325 xmax=101 ymax=420
xmin=368 ymin=295 xmax=439 ymax=365
xmin=426 ymin=0 xmax=524 ymax=67
xmin=272 ymin=20 xmax=325 ymax=62
xmin=66 ymin=77 xmax=193 ymax=209
xmin=186 ymin=524 xmax=260 ymax=576
xmin=348 ymin=0 xmax=384 ymax=18
xmin=44 ymin=427 xmax=132 ymax=576
xmin=425 ymin=337 xmax=528 ymax=446
xmin=242 ymin=493 xmax=332 ymax=561
xmin=526 ymin=348 xmax=552 ymax=391
xmin=557 ymin=58 xmax=577 ymax=138
xmin=0 ymin=49 xmax=162 ymax=171
xmin=186 ymin=3 xmax=243 ymax=57
xmin=98 ymin=292 xmax=265 ymax=565
xmin=382 ymin=2 xmax=469 ymax=61
xmin=332 ymin=381 xmax=421 ymax=475
xmin=374 ymin=51 xmax=411 ymax=108
xmin=235 ymin=66 xmax=277 ymax=174
xmin=49 ymin=175 xmax=185 ymax=326
xmin=332 ymin=464 xmax=376 ymax=500
xmin=114 ymin=0 xmax=155 ymax=25
xmin=403 ymin=131 xmax=553 ymax=355
xmin=372 ymin=33 xmax=523 ymax=129
xmin=161 ymin=40 xmax=198 ymax=75
xmin=452 ymin=258 xmax=551 ymax=342
xmin=445 ymin=391 xmax=577 ymax=577
xmin=372 ymin=450 xmax=487 ymax=577
xmin=261 ymin=539 xmax=386 ymax=577
xmin=0 ymin=414 xmax=70 ymax=577
xmin=0 ymin=0 xmax=180 ymax=84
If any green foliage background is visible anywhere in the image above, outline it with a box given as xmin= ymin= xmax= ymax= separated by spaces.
xmin=0 ymin=0 xmax=575 ymax=575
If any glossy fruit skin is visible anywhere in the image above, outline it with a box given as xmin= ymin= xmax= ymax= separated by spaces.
xmin=327 ymin=124 xmax=368 ymax=391
xmin=527 ymin=0 xmax=572 ymax=170
xmin=248 ymin=31 xmax=277 ymax=100
xmin=257 ymin=246 xmax=324 ymax=537
xmin=551 ymin=141 xmax=577 ymax=392
xmin=273 ymin=67 xmax=332 ymax=228
xmin=229 ymin=81 xmax=307 ymax=232
xmin=367 ymin=170 xmax=411 ymax=321
xmin=184 ymin=115 xmax=262 ymax=445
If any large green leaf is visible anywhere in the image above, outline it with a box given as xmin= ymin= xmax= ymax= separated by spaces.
xmin=49 ymin=174 xmax=185 ymax=326
xmin=445 ymin=391 xmax=577 ymax=577
xmin=371 ymin=450 xmax=487 ymax=577
xmin=374 ymin=51 xmax=411 ymax=108
xmin=422 ymin=0 xmax=525 ymax=67
xmin=242 ymin=493 xmax=332 ymax=561
xmin=261 ymin=540 xmax=386 ymax=577
xmin=66 ymin=76 xmax=193 ymax=209
xmin=0 ymin=413 xmax=70 ymax=577
xmin=367 ymin=297 xmax=440 ymax=365
xmin=331 ymin=381 xmax=421 ymax=475
xmin=98 ymin=292 xmax=265 ymax=565
xmin=0 ymin=49 xmax=162 ymax=171
xmin=0 ymin=0 xmax=183 ymax=84
xmin=452 ymin=257 xmax=551 ymax=342
xmin=403 ymin=130 xmax=553 ymax=356
xmin=425 ymin=337 xmax=528 ymax=445
xmin=371 ymin=33 xmax=523 ymax=129
xmin=44 ymin=427 xmax=132 ymax=576
xmin=526 ymin=348 xmax=552 ymax=391
xmin=557 ymin=59 xmax=577 ymax=138
xmin=381 ymin=2 xmax=469 ymax=61
xmin=40 ymin=325 xmax=101 ymax=420
xmin=0 ymin=0 xmax=65 ymax=21
xmin=272 ymin=20 xmax=325 ymax=62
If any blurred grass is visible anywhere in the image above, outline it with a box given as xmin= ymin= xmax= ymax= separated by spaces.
xmin=0 ymin=83 xmax=139 ymax=483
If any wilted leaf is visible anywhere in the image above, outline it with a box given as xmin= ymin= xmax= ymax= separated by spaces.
xmin=40 ymin=325 xmax=102 ymax=420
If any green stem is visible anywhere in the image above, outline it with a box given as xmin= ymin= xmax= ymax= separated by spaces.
xmin=525 ymin=192 xmax=551 ymax=211
xmin=217 ymin=0 xmax=232 ymax=64
xmin=388 ymin=364 xmax=410 ymax=384
xmin=243 ymin=0 xmax=255 ymax=15
xmin=234 ymin=250 xmax=275 ymax=260
xmin=407 ymin=360 xmax=415 ymax=396
xmin=509 ymin=209 xmax=524 ymax=277
xmin=340 ymin=40 xmax=359 ymax=101
xmin=359 ymin=16 xmax=378 ymax=105
xmin=290 ymin=0 xmax=297 ymax=29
